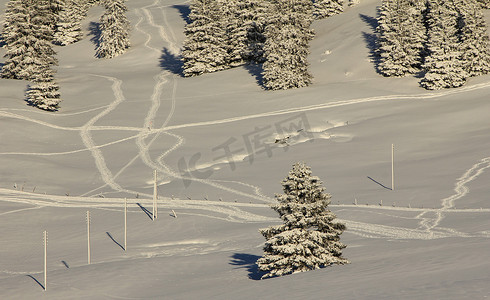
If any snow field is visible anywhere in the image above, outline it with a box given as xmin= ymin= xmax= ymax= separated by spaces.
xmin=1 ymin=0 xmax=490 ymax=298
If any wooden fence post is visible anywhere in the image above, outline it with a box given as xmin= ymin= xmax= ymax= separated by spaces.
xmin=87 ymin=211 xmax=91 ymax=264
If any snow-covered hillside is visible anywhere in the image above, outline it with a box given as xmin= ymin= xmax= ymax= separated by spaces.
xmin=1 ymin=0 xmax=489 ymax=299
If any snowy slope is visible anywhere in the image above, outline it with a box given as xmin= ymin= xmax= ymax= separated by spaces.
xmin=1 ymin=0 xmax=490 ymax=299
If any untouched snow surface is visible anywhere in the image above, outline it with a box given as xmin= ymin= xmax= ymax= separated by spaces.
xmin=1 ymin=0 xmax=489 ymax=299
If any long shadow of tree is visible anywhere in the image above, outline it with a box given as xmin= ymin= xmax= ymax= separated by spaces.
xmin=360 ymin=13 xmax=381 ymax=75
xmin=88 ymin=21 xmax=102 ymax=54
xmin=160 ymin=48 xmax=184 ymax=76
xmin=244 ymin=63 xmax=265 ymax=89
xmin=173 ymin=4 xmax=191 ymax=25
xmin=230 ymin=253 xmax=265 ymax=280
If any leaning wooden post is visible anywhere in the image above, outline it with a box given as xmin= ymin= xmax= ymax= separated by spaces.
xmin=43 ymin=230 xmax=47 ymax=291
xmin=153 ymin=170 xmax=158 ymax=220
xmin=87 ymin=211 xmax=91 ymax=264
xmin=124 ymin=198 xmax=127 ymax=251
xmin=391 ymin=144 xmax=395 ymax=191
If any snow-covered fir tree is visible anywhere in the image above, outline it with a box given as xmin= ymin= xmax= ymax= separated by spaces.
xmin=2 ymin=0 xmax=58 ymax=80
xmin=222 ymin=0 xmax=267 ymax=66
xmin=377 ymin=0 xmax=426 ymax=77
xmin=421 ymin=0 xmax=467 ymax=89
xmin=95 ymin=0 xmax=131 ymax=59
xmin=27 ymin=0 xmax=61 ymax=110
xmin=246 ymin=0 xmax=269 ymax=63
xmin=1 ymin=0 xmax=29 ymax=78
xmin=220 ymin=0 xmax=247 ymax=67
xmin=181 ymin=0 xmax=229 ymax=76
xmin=50 ymin=0 xmax=66 ymax=27
xmin=53 ymin=0 xmax=86 ymax=46
xmin=2 ymin=0 xmax=32 ymax=79
xmin=313 ymin=0 xmax=344 ymax=19
xmin=257 ymin=162 xmax=348 ymax=279
xmin=26 ymin=67 xmax=61 ymax=111
xmin=456 ymin=0 xmax=490 ymax=77
xmin=262 ymin=0 xmax=315 ymax=90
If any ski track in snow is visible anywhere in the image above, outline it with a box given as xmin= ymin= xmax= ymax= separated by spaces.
xmin=416 ymin=157 xmax=490 ymax=231
xmin=1 ymin=2 xmax=490 ymax=241
xmin=80 ymin=75 xmax=128 ymax=194
xmin=0 ymin=105 xmax=109 ymax=116
xmin=155 ymin=80 xmax=490 ymax=132
xmin=130 ymin=0 xmax=272 ymax=202
xmin=1 ymin=185 xmax=490 ymax=240
xmin=79 ymin=1 xmax=270 ymax=202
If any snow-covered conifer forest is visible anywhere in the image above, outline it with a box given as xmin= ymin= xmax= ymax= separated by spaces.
xmin=377 ymin=0 xmax=490 ymax=89
xmin=1 ymin=0 xmax=490 ymax=298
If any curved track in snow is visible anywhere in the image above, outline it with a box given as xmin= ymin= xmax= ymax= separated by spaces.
xmin=416 ymin=157 xmax=490 ymax=231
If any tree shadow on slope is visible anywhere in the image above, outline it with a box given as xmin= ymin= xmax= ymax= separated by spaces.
xmin=173 ymin=4 xmax=191 ymax=25
xmin=160 ymin=48 xmax=184 ymax=76
xmin=88 ymin=21 xmax=102 ymax=53
xmin=360 ymin=13 xmax=382 ymax=75
xmin=244 ymin=63 xmax=265 ymax=89
xmin=230 ymin=253 xmax=265 ymax=280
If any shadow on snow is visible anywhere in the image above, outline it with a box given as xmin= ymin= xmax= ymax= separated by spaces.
xmin=172 ymin=4 xmax=191 ymax=25
xmin=136 ymin=202 xmax=154 ymax=220
xmin=367 ymin=176 xmax=392 ymax=190
xmin=26 ymin=275 xmax=45 ymax=290
xmin=359 ymin=13 xmax=381 ymax=76
xmin=229 ymin=253 xmax=265 ymax=280
xmin=88 ymin=21 xmax=102 ymax=54
xmin=160 ymin=48 xmax=184 ymax=76
xmin=106 ymin=231 xmax=125 ymax=251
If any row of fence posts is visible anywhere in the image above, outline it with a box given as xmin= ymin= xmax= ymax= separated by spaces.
xmin=42 ymin=170 xmax=162 ymax=291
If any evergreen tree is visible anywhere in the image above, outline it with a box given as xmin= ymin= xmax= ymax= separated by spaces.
xmin=2 ymin=0 xmax=58 ymax=80
xmin=262 ymin=0 xmax=315 ymax=90
xmin=96 ymin=0 xmax=131 ymax=59
xmin=377 ymin=0 xmax=426 ymax=77
xmin=456 ymin=0 xmax=490 ymax=76
xmin=246 ymin=0 xmax=269 ymax=63
xmin=257 ymin=162 xmax=348 ymax=279
xmin=220 ymin=0 xmax=246 ymax=67
xmin=421 ymin=0 xmax=467 ymax=89
xmin=50 ymin=0 xmax=66 ymax=29
xmin=53 ymin=0 xmax=86 ymax=46
xmin=313 ymin=0 xmax=344 ymax=19
xmin=222 ymin=0 xmax=267 ymax=66
xmin=26 ymin=68 xmax=61 ymax=111
xmin=1 ymin=0 xmax=29 ymax=79
xmin=181 ymin=0 xmax=228 ymax=76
